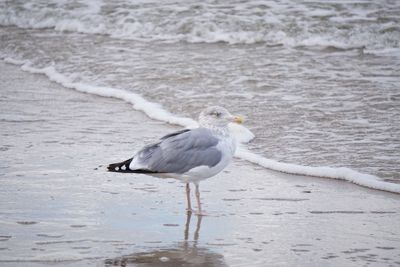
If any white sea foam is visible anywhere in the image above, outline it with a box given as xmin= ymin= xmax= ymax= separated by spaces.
xmin=236 ymin=148 xmax=400 ymax=194
xmin=2 ymin=57 xmax=400 ymax=195
xmin=0 ymin=0 xmax=399 ymax=52
xmin=2 ymin=57 xmax=253 ymax=143
xmin=3 ymin=57 xmax=27 ymax=65
xmin=2 ymin=57 xmax=195 ymax=127
xmin=229 ymin=123 xmax=255 ymax=144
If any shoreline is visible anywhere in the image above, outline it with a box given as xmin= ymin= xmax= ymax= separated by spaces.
xmin=3 ymin=57 xmax=399 ymax=195
xmin=1 ymin=62 xmax=400 ymax=266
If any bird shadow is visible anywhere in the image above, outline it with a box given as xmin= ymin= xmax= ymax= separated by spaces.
xmin=105 ymin=211 xmax=228 ymax=267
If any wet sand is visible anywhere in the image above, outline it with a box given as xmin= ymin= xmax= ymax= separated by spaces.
xmin=1 ymin=61 xmax=400 ymax=266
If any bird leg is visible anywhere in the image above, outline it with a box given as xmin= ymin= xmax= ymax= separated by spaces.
xmin=186 ymin=183 xmax=192 ymax=212
xmin=195 ymin=184 xmax=204 ymax=216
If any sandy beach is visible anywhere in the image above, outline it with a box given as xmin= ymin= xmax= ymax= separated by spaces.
xmin=1 ymin=62 xmax=400 ymax=266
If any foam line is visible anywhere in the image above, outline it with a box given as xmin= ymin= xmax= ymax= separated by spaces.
xmin=2 ymin=57 xmax=399 ymax=195
xmin=3 ymin=58 xmax=197 ymax=128
xmin=1 ymin=6 xmax=398 ymax=53
xmin=3 ymin=57 xmax=255 ymax=143
xmin=236 ymin=147 xmax=400 ymax=194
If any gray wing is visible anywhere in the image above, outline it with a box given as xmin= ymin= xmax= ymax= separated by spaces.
xmin=135 ymin=128 xmax=222 ymax=174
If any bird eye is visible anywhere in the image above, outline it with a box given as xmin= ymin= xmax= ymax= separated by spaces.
xmin=210 ymin=111 xmax=221 ymax=117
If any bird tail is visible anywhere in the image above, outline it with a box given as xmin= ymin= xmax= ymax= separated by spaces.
xmin=107 ymin=158 xmax=159 ymax=174
xmin=107 ymin=158 xmax=134 ymax=173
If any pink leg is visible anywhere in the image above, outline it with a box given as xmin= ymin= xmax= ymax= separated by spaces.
xmin=186 ymin=183 xmax=192 ymax=212
xmin=195 ymin=184 xmax=203 ymax=215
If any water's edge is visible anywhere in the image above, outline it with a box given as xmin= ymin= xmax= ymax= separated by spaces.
xmin=3 ymin=57 xmax=399 ymax=194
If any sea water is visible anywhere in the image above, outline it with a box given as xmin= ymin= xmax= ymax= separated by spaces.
xmin=1 ymin=0 xmax=399 ymax=192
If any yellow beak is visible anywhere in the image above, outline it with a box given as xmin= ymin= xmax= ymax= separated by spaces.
xmin=232 ymin=116 xmax=244 ymax=124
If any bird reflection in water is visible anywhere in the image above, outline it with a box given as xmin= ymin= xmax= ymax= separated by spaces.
xmin=105 ymin=212 xmax=227 ymax=267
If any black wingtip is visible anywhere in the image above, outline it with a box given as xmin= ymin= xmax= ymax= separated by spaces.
xmin=107 ymin=158 xmax=133 ymax=172
xmin=107 ymin=158 xmax=163 ymax=174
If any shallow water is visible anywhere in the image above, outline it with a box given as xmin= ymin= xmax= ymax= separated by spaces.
xmin=1 ymin=62 xmax=400 ymax=266
xmin=1 ymin=0 xmax=399 ymax=183
xmin=1 ymin=1 xmax=400 ymax=264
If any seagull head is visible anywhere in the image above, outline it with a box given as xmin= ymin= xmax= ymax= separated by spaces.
xmin=199 ymin=106 xmax=243 ymax=128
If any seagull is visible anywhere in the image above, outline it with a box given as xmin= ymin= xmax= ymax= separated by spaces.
xmin=107 ymin=106 xmax=243 ymax=215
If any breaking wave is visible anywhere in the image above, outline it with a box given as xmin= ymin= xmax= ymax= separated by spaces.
xmin=1 ymin=0 xmax=399 ymax=51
